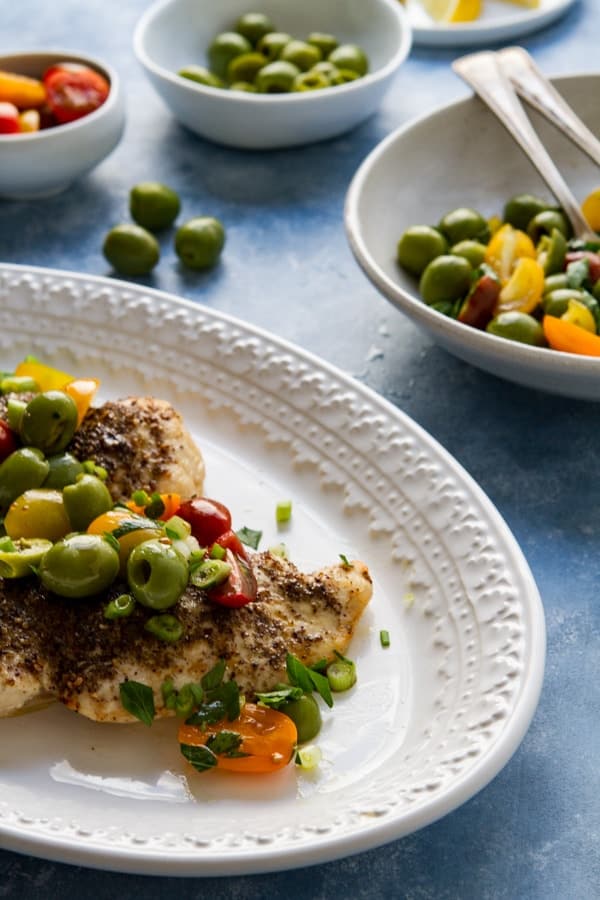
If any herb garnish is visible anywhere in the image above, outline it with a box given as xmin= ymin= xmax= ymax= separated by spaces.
xmin=286 ymin=653 xmax=333 ymax=708
xmin=339 ymin=554 xmax=352 ymax=569
xmin=236 ymin=526 xmax=262 ymax=550
xmin=119 ymin=680 xmax=156 ymax=727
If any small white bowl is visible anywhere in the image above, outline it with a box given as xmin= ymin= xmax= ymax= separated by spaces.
xmin=345 ymin=73 xmax=600 ymax=402
xmin=0 ymin=51 xmax=125 ymax=199
xmin=133 ymin=0 xmax=412 ymax=150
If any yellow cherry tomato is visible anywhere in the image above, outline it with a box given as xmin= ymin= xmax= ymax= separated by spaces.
xmin=497 ymin=257 xmax=545 ymax=315
xmin=484 ymin=224 xmax=537 ymax=282
xmin=561 ymin=299 xmax=596 ymax=334
xmin=87 ymin=507 xmax=164 ymax=572
xmin=14 ymin=360 xmax=72 ymax=391
xmin=581 ymin=188 xmax=600 ymax=233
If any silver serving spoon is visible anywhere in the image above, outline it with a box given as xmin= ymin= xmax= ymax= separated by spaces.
xmin=452 ymin=50 xmax=596 ymax=241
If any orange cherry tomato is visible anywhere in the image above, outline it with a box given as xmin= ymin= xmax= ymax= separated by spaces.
xmin=542 ymin=315 xmax=600 ymax=357
xmin=14 ymin=359 xmax=73 ymax=391
xmin=64 ymin=377 xmax=100 ymax=425
xmin=178 ymin=703 xmax=298 ymax=774
xmin=87 ymin=507 xmax=163 ymax=571
xmin=0 ymin=70 xmax=46 ymax=109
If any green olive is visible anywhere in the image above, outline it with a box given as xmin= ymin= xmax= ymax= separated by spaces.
xmin=20 ymin=391 xmax=78 ymax=455
xmin=486 ymin=312 xmax=547 ymax=346
xmin=438 ymin=208 xmax=490 ymax=245
xmin=280 ymin=693 xmax=322 ymax=743
xmin=39 ymin=534 xmax=120 ymax=599
xmin=310 ymin=61 xmax=340 ymax=82
xmin=255 ymin=60 xmax=300 ymax=93
xmin=419 ymin=255 xmax=473 ymax=305
xmin=0 ymin=447 xmax=49 ymax=514
xmin=503 ymin=194 xmax=552 ymax=232
xmin=330 ymin=68 xmax=360 ymax=85
xmin=103 ymin=224 xmax=160 ymax=277
xmin=129 ymin=182 xmax=181 ymax=232
xmin=178 ymin=65 xmax=225 ymax=89
xmin=229 ymin=81 xmax=258 ymax=92
xmin=174 ymin=216 xmax=225 ymax=270
xmin=308 ymin=32 xmax=339 ymax=57
xmin=127 ymin=539 xmax=189 ymax=610
xmin=293 ymin=71 xmax=330 ymax=92
xmin=397 ymin=226 xmax=448 ymax=277
xmin=280 ymin=40 xmax=322 ymax=72
xmin=328 ymin=44 xmax=369 ymax=76
xmin=234 ymin=12 xmax=275 ymax=46
xmin=543 ymin=274 xmax=569 ymax=295
xmin=0 ymin=538 xmax=53 ymax=578
xmin=43 ymin=452 xmax=84 ymax=489
xmin=538 ymin=227 xmax=567 ymax=275
xmin=450 ymin=239 xmax=487 ymax=269
xmin=542 ymin=288 xmax=590 ymax=317
xmin=226 ymin=52 xmax=267 ymax=84
xmin=208 ymin=32 xmax=252 ymax=79
xmin=4 ymin=488 xmax=71 ymax=542
xmin=62 ymin=474 xmax=113 ymax=532
xmin=256 ymin=32 xmax=291 ymax=61
xmin=527 ymin=209 xmax=572 ymax=243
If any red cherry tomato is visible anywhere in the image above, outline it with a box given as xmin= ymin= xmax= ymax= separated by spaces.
xmin=177 ymin=497 xmax=232 ymax=546
xmin=209 ymin=548 xmax=257 ymax=608
xmin=211 ymin=529 xmax=251 ymax=561
xmin=42 ymin=65 xmax=110 ymax=124
xmin=0 ymin=102 xmax=20 ymax=134
xmin=0 ymin=420 xmax=17 ymax=461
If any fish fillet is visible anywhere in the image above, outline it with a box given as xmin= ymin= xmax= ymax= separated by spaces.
xmin=0 ymin=553 xmax=372 ymax=722
xmin=70 ymin=396 xmax=206 ymax=501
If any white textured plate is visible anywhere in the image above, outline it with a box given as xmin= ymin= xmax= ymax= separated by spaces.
xmin=406 ymin=0 xmax=576 ymax=47
xmin=345 ymin=73 xmax=600 ymax=401
xmin=0 ymin=264 xmax=545 ymax=876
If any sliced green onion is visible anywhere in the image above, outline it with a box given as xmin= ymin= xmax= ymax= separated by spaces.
xmin=132 ymin=489 xmax=151 ymax=507
xmin=295 ymin=744 xmax=322 ymax=770
xmin=104 ymin=593 xmax=135 ymax=620
xmin=326 ymin=659 xmax=356 ymax=693
xmin=209 ymin=543 xmax=226 ymax=560
xmin=145 ymin=613 xmax=184 ymax=643
xmin=380 ymin=629 xmax=390 ymax=648
xmin=339 ymin=554 xmax=352 ymax=569
xmin=190 ymin=558 xmax=231 ymax=590
xmin=1 ymin=375 xmax=39 ymax=394
xmin=268 ymin=543 xmax=288 ymax=558
xmin=164 ymin=515 xmax=192 ymax=541
xmin=0 ymin=535 xmax=16 ymax=552
xmin=276 ymin=500 xmax=292 ymax=525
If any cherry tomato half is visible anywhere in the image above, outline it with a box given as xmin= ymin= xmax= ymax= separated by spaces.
xmin=43 ymin=64 xmax=110 ymax=124
xmin=177 ymin=497 xmax=232 ymax=546
xmin=0 ymin=101 xmax=20 ymax=134
xmin=0 ymin=420 xmax=17 ymax=461
xmin=208 ymin=547 xmax=257 ymax=608
xmin=178 ymin=703 xmax=297 ymax=774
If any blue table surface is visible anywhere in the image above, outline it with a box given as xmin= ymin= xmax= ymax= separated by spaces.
xmin=1 ymin=1 xmax=599 ymax=897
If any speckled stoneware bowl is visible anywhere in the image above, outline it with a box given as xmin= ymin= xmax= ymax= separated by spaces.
xmin=345 ymin=73 xmax=600 ymax=402
xmin=133 ymin=0 xmax=412 ymax=150
xmin=0 ymin=50 xmax=125 ymax=199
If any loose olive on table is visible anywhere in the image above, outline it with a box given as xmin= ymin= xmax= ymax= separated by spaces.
xmin=396 ymin=189 xmax=600 ymax=355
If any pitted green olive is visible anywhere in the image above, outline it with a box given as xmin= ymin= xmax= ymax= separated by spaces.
xmin=397 ymin=226 xmax=448 ymax=277
xmin=127 ymin=539 xmax=189 ymax=610
xmin=419 ymin=255 xmax=472 ymax=305
xmin=20 ymin=391 xmax=78 ymax=455
xmin=486 ymin=312 xmax=547 ymax=346
xmin=0 ymin=447 xmax=49 ymax=514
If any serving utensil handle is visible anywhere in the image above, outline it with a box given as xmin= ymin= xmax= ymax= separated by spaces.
xmin=452 ymin=51 xmax=594 ymax=241
xmin=498 ymin=46 xmax=600 ymax=168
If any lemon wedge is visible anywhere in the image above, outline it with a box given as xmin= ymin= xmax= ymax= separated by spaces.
xmin=421 ymin=0 xmax=482 ymax=23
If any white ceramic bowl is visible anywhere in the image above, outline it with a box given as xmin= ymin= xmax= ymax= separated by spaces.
xmin=0 ymin=51 xmax=125 ymax=199
xmin=345 ymin=73 xmax=600 ymax=402
xmin=133 ymin=0 xmax=412 ymax=150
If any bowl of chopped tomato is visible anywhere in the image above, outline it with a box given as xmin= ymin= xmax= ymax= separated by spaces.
xmin=0 ymin=50 xmax=125 ymax=198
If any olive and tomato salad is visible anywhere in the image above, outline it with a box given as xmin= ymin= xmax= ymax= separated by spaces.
xmin=0 ymin=61 xmax=110 ymax=134
xmin=396 ymin=189 xmax=600 ymax=357
xmin=0 ymin=357 xmax=359 ymax=777
xmin=178 ymin=10 xmax=369 ymax=94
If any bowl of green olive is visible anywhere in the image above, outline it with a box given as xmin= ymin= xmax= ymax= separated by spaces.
xmin=133 ymin=0 xmax=411 ymax=149
xmin=345 ymin=73 xmax=600 ymax=401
